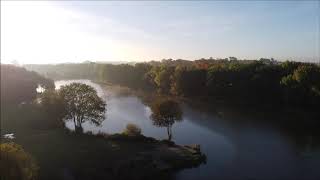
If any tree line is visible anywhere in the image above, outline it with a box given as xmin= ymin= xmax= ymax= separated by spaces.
xmin=24 ymin=58 xmax=320 ymax=108
xmin=1 ymin=64 xmax=55 ymax=105
xmin=1 ymin=64 xmax=106 ymax=131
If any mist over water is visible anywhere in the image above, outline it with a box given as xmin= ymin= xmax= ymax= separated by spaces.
xmin=55 ymin=80 xmax=320 ymax=180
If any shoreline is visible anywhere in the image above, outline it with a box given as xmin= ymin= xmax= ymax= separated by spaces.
xmin=94 ymin=80 xmax=320 ymax=119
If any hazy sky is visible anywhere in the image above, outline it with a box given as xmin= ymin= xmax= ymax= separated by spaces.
xmin=1 ymin=1 xmax=319 ymax=64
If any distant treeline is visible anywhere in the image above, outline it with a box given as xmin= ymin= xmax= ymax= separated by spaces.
xmin=24 ymin=58 xmax=320 ymax=108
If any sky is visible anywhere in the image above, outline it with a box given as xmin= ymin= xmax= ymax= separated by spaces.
xmin=1 ymin=1 xmax=319 ymax=64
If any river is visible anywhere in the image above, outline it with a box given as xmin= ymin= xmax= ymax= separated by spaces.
xmin=55 ymin=79 xmax=320 ymax=180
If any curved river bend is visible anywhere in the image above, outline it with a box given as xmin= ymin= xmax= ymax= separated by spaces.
xmin=55 ymin=80 xmax=320 ymax=180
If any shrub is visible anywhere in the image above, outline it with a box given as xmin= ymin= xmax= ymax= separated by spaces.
xmin=123 ymin=123 xmax=142 ymax=136
xmin=0 ymin=143 xmax=39 ymax=180
xmin=95 ymin=131 xmax=110 ymax=138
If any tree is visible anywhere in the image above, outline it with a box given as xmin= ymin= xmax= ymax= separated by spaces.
xmin=38 ymin=89 xmax=67 ymax=128
xmin=280 ymin=64 xmax=320 ymax=106
xmin=59 ymin=83 xmax=106 ymax=133
xmin=171 ymin=66 xmax=207 ymax=96
xmin=1 ymin=65 xmax=54 ymax=105
xmin=123 ymin=123 xmax=142 ymax=136
xmin=150 ymin=98 xmax=182 ymax=140
xmin=229 ymin=57 xmax=237 ymax=61
xmin=0 ymin=143 xmax=39 ymax=180
xmin=24 ymin=59 xmax=320 ymax=108
xmin=153 ymin=65 xmax=175 ymax=94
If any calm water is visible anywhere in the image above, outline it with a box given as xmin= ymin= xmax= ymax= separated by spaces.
xmin=55 ymin=80 xmax=320 ymax=180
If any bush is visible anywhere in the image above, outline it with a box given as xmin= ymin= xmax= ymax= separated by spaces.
xmin=38 ymin=89 xmax=67 ymax=128
xmin=123 ymin=123 xmax=142 ymax=136
xmin=0 ymin=143 xmax=39 ymax=180
xmin=95 ymin=131 xmax=110 ymax=138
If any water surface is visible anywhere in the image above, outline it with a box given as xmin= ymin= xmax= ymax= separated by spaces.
xmin=55 ymin=80 xmax=320 ymax=180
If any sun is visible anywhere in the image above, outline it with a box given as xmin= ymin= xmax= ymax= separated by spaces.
xmin=1 ymin=1 xmax=119 ymax=64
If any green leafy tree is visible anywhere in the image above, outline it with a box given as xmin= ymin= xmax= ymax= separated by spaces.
xmin=59 ymin=83 xmax=106 ymax=133
xmin=150 ymin=98 xmax=182 ymax=140
xmin=280 ymin=64 xmax=320 ymax=106
xmin=25 ymin=59 xmax=320 ymax=108
xmin=152 ymin=65 xmax=175 ymax=94
xmin=171 ymin=66 xmax=207 ymax=96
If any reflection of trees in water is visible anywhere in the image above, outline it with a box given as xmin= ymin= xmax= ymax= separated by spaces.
xmin=150 ymin=98 xmax=182 ymax=140
xmin=145 ymin=94 xmax=320 ymax=155
xmin=182 ymin=98 xmax=320 ymax=154
xmin=286 ymin=125 xmax=320 ymax=156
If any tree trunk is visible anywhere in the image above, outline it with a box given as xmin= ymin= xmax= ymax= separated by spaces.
xmin=75 ymin=118 xmax=81 ymax=133
xmin=73 ymin=117 xmax=76 ymax=129
xmin=167 ymin=126 xmax=172 ymax=141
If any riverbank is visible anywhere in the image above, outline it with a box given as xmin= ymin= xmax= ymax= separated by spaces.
xmin=19 ymin=129 xmax=206 ymax=180
xmin=79 ymin=132 xmax=207 ymax=179
xmin=1 ymin=104 xmax=206 ymax=180
xmin=96 ymin=80 xmax=320 ymax=122
xmin=95 ymin=81 xmax=320 ymax=144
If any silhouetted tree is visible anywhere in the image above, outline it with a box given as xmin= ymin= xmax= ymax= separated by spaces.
xmin=59 ymin=83 xmax=106 ymax=133
xmin=1 ymin=64 xmax=54 ymax=105
xmin=150 ymin=98 xmax=182 ymax=140
xmin=38 ymin=89 xmax=67 ymax=127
